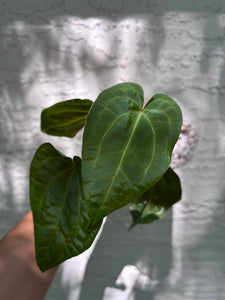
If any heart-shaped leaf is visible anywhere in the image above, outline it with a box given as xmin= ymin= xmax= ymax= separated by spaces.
xmin=30 ymin=143 xmax=101 ymax=271
xmin=82 ymin=83 xmax=182 ymax=227
xmin=41 ymin=99 xmax=93 ymax=138
xmin=129 ymin=167 xmax=182 ymax=229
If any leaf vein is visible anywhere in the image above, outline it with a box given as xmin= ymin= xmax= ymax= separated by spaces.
xmin=92 ymin=113 xmax=142 ymax=223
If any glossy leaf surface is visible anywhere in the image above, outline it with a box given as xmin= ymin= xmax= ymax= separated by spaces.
xmin=129 ymin=167 xmax=182 ymax=228
xmin=41 ymin=99 xmax=93 ymax=137
xmin=30 ymin=143 xmax=101 ymax=271
xmin=82 ymin=82 xmax=182 ymax=227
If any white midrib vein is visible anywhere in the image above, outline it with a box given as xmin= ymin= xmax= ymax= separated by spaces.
xmin=92 ymin=113 xmax=143 ymax=224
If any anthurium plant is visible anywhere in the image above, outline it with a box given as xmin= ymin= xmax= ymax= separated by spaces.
xmin=30 ymin=82 xmax=182 ymax=271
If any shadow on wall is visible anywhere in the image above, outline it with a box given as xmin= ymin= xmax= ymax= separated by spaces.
xmin=184 ymin=193 xmax=225 ymax=298
xmin=1 ymin=0 xmax=225 ymax=21
xmin=79 ymin=206 xmax=173 ymax=300
xmin=199 ymin=13 xmax=225 ymax=117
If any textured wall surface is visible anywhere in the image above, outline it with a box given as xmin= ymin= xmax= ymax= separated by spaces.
xmin=1 ymin=1 xmax=225 ymax=299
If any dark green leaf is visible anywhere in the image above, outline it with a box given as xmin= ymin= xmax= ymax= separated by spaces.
xmin=129 ymin=167 xmax=182 ymax=228
xmin=41 ymin=99 xmax=93 ymax=138
xmin=82 ymin=82 xmax=182 ymax=227
xmin=30 ymin=143 xmax=102 ymax=271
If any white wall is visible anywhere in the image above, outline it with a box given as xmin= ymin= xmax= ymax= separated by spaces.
xmin=1 ymin=1 xmax=225 ymax=299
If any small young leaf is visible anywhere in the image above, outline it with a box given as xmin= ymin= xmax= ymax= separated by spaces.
xmin=30 ymin=143 xmax=102 ymax=271
xmin=41 ymin=99 xmax=93 ymax=138
xmin=82 ymin=82 xmax=182 ymax=227
xmin=129 ymin=167 xmax=182 ymax=228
